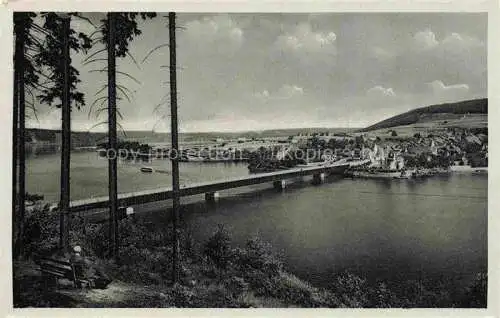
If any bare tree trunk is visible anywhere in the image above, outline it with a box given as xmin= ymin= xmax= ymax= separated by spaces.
xmin=59 ymin=15 xmax=71 ymax=254
xmin=13 ymin=13 xmax=26 ymax=259
xmin=107 ymin=12 xmax=119 ymax=260
xmin=12 ymin=68 xmax=19 ymax=257
xmin=168 ymin=12 xmax=181 ymax=285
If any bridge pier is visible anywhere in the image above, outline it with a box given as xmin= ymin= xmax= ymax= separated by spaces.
xmin=273 ymin=179 xmax=287 ymax=190
xmin=205 ymin=192 xmax=220 ymax=203
xmin=312 ymin=172 xmax=326 ymax=185
xmin=69 ymin=161 xmax=357 ymax=213
xmin=118 ymin=206 xmax=135 ymax=220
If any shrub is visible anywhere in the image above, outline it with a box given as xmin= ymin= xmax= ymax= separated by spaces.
xmin=230 ymin=236 xmax=286 ymax=302
xmin=269 ymin=272 xmax=316 ymax=306
xmin=234 ymin=236 xmax=283 ymax=275
xmin=21 ymin=205 xmax=59 ymax=258
xmin=193 ymin=282 xmax=240 ymax=307
xmin=69 ymin=217 xmax=175 ymax=285
xmin=114 ymin=244 xmax=172 ymax=284
xmin=203 ymin=225 xmax=232 ymax=270
xmin=329 ymin=272 xmax=417 ymax=307
xmin=366 ymin=282 xmax=403 ymax=308
xmin=171 ymin=284 xmax=196 ymax=307
xmin=118 ymin=218 xmax=166 ymax=250
xmin=69 ymin=218 xmax=106 ymax=258
xmin=331 ymin=272 xmax=370 ymax=307
xmin=458 ymin=273 xmax=487 ymax=308
xmin=181 ymin=227 xmax=199 ymax=261
xmin=25 ymin=193 xmax=44 ymax=202
xmin=391 ymin=130 xmax=398 ymax=137
xmin=223 ymin=276 xmax=249 ymax=295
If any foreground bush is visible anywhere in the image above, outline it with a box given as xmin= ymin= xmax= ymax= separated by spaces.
xmin=21 ymin=204 xmax=59 ymax=257
xmin=15 ymin=211 xmax=487 ymax=308
xmin=203 ymin=225 xmax=232 ymax=270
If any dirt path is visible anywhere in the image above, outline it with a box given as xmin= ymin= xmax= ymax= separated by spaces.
xmin=13 ymin=261 xmax=169 ymax=307
xmin=57 ymin=281 xmax=170 ymax=307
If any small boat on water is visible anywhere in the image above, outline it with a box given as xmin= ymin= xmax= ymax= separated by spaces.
xmin=140 ymin=166 xmax=154 ymax=173
xmin=155 ymin=169 xmax=170 ymax=174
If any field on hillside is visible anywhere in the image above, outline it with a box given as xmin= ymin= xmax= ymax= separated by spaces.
xmin=360 ymin=113 xmax=487 ymax=138
xmin=361 ymin=98 xmax=487 ymax=133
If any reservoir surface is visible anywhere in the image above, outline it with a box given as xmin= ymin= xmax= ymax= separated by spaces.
xmin=26 ymin=152 xmax=488 ymax=288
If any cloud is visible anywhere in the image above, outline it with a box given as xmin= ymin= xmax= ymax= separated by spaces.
xmin=441 ymin=32 xmax=484 ymax=52
xmin=275 ymin=22 xmax=336 ymax=54
xmin=366 ymin=85 xmax=396 ymax=98
xmin=255 ymin=84 xmax=304 ymax=101
xmin=413 ymin=29 xmax=484 ymax=52
xmin=26 ymin=13 xmax=487 ymax=132
xmin=373 ymin=29 xmax=484 ymax=62
xmin=413 ymin=29 xmax=439 ymax=50
xmin=27 ymin=108 xmax=61 ymax=130
xmin=388 ymin=28 xmax=485 ymax=97
xmin=278 ymin=84 xmax=304 ymax=98
xmin=184 ymin=14 xmax=244 ymax=50
xmin=70 ymin=21 xmax=92 ymax=38
xmin=370 ymin=46 xmax=395 ymax=61
xmin=255 ymin=90 xmax=270 ymax=99
xmin=428 ymin=80 xmax=469 ymax=96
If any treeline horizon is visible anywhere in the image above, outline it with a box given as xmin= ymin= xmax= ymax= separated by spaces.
xmin=25 ymin=97 xmax=487 ymax=141
xmin=362 ymin=97 xmax=487 ymax=132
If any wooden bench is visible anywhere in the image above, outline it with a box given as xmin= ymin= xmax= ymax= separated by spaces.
xmin=36 ymin=256 xmax=93 ymax=289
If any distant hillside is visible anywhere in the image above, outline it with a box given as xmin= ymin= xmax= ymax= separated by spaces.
xmin=361 ymin=98 xmax=487 ymax=132
xmin=27 ymin=128 xmax=107 ymax=145
xmin=25 ymin=127 xmax=359 ymax=145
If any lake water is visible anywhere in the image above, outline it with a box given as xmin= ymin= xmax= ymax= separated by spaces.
xmin=26 ymin=152 xmax=249 ymax=202
xmin=26 ymin=152 xmax=488 ymax=288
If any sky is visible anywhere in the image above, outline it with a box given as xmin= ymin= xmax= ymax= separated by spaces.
xmin=26 ymin=12 xmax=487 ymax=133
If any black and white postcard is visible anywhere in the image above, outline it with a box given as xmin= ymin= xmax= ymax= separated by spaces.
xmin=1 ymin=0 xmax=497 ymax=316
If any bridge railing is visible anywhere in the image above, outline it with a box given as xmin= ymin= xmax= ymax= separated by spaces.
xmin=66 ymin=161 xmax=353 ymax=213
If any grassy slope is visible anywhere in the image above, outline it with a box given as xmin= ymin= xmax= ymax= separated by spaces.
xmin=13 ymin=260 xmax=336 ymax=308
xmin=14 ymin=200 xmax=487 ymax=308
xmin=360 ymin=98 xmax=487 ymax=133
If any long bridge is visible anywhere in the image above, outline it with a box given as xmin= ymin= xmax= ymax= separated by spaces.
xmin=68 ymin=160 xmax=369 ymax=213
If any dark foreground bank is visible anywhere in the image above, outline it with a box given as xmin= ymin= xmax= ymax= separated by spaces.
xmin=13 ymin=205 xmax=486 ymax=308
